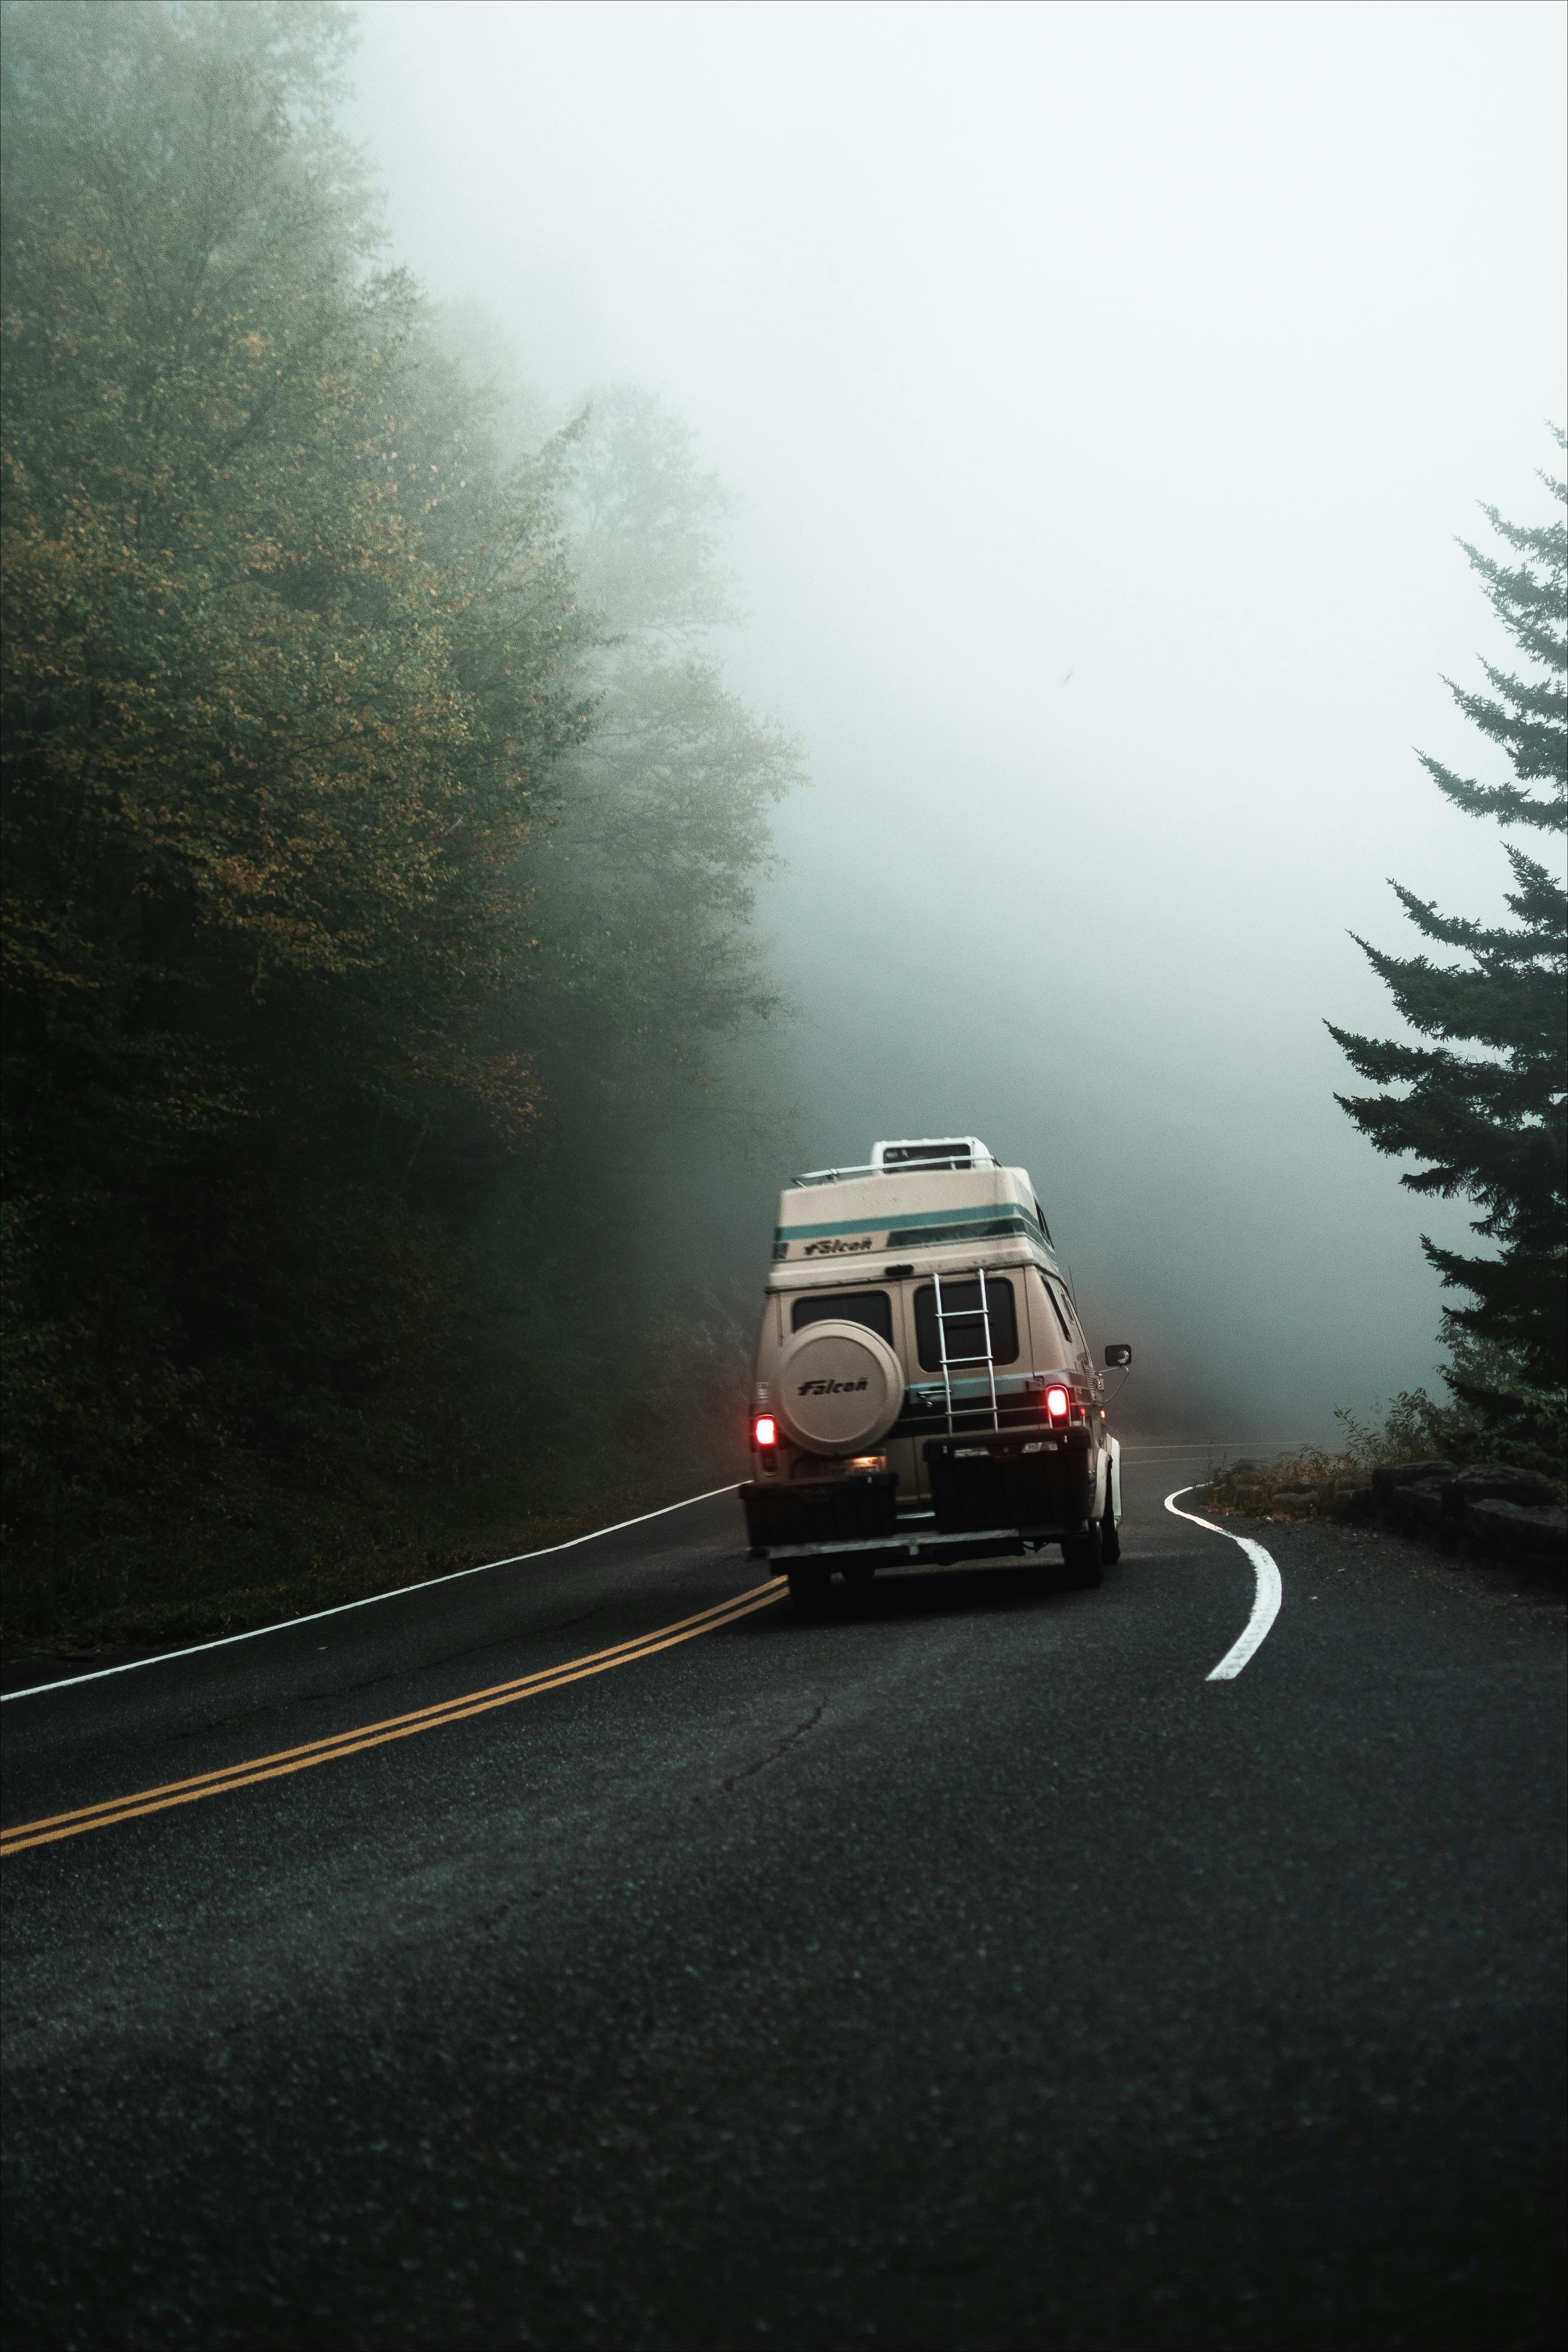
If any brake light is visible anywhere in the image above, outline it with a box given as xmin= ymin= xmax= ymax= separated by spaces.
xmin=1045 ymin=1384 xmax=1070 ymax=1422
xmin=753 ymin=1415 xmax=777 ymax=1449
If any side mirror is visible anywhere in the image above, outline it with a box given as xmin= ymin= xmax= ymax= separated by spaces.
xmin=1104 ymin=1344 xmax=1132 ymax=1368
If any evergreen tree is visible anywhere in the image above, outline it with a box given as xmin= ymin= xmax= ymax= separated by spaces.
xmin=1328 ymin=435 xmax=1566 ymax=1464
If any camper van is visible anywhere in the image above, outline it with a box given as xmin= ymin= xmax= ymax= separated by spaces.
xmin=739 ymin=1138 xmax=1132 ymax=1617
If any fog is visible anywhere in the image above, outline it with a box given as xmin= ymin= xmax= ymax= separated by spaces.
xmin=349 ymin=0 xmax=1565 ymax=1444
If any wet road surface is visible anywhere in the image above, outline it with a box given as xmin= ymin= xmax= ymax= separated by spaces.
xmin=2 ymin=1451 xmax=1563 ymax=2349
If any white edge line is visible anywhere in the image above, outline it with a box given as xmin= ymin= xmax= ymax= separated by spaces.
xmin=1 ymin=1484 xmax=743 ymax=1704
xmin=1164 ymin=1484 xmax=1283 ymax=1681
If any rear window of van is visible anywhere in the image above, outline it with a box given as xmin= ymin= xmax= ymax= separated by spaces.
xmin=791 ymin=1290 xmax=894 ymax=1343
xmin=914 ymin=1277 xmax=1019 ymax=1369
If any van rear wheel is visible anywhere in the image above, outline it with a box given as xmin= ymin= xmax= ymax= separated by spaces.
xmin=787 ymin=1568 xmax=834 ymax=1620
xmin=1059 ymin=1522 xmax=1104 ymax=1589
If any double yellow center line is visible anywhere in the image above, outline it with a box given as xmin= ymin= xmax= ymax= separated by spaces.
xmin=1 ymin=1576 xmax=787 ymax=1858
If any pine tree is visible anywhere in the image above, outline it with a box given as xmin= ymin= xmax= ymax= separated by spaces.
xmin=1327 ymin=433 xmax=1567 ymax=1466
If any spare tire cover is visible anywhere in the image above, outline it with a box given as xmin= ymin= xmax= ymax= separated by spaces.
xmin=775 ymin=1320 xmax=906 ymax=1456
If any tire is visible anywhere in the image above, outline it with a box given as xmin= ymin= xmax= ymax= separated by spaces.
xmin=1058 ymin=1520 xmax=1104 ymax=1589
xmin=788 ymin=1568 xmax=834 ymax=1621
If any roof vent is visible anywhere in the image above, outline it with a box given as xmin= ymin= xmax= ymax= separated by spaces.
xmin=871 ymin=1136 xmax=995 ymax=1173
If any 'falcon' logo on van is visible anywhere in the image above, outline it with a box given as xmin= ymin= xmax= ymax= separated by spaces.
xmin=798 ymin=1377 xmax=869 ymax=1395
xmin=802 ymin=1235 xmax=876 ymax=1257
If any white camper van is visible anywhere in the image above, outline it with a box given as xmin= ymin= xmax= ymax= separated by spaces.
xmin=739 ymin=1138 xmax=1132 ymax=1616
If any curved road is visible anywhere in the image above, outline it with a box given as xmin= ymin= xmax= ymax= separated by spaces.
xmin=2 ymin=1452 xmax=1563 ymax=2349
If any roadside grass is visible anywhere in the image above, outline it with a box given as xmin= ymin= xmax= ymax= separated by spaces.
xmin=1202 ymin=1448 xmax=1384 ymax=1523
xmin=0 ymin=1469 xmax=737 ymax=1658
xmin=1202 ymin=1392 xmax=1566 ymax=1524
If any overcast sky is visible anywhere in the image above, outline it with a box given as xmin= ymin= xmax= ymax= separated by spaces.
xmin=348 ymin=0 xmax=1566 ymax=1442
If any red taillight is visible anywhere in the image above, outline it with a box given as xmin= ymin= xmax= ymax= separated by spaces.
xmin=753 ymin=1414 xmax=777 ymax=1449
xmin=1045 ymin=1384 xmax=1070 ymax=1422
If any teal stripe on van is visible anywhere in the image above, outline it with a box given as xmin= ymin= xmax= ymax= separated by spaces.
xmin=775 ymin=1203 xmax=1036 ymax=1242
xmin=886 ymin=1217 xmax=1037 ymax=1248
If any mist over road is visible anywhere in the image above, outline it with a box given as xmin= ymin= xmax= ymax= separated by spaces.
xmin=3 ymin=1462 xmax=1562 ymax=2349
xmin=350 ymin=0 xmax=1568 ymax=1444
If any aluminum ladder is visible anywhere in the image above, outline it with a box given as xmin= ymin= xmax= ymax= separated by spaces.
xmin=931 ymin=1264 xmax=1001 ymax=1434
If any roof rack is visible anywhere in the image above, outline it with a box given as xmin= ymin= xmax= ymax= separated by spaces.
xmin=792 ymin=1138 xmax=998 ymax=1187
xmin=874 ymin=1136 xmax=994 ymax=1171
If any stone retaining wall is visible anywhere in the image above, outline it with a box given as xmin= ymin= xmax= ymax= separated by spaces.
xmin=1213 ymin=1460 xmax=1565 ymax=1571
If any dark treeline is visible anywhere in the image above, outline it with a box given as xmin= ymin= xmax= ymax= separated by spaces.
xmin=0 ymin=1 xmax=800 ymax=1632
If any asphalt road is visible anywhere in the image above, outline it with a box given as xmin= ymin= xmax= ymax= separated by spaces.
xmin=2 ymin=1451 xmax=1563 ymax=2351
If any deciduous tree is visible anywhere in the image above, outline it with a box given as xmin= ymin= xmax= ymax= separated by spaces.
xmin=1 ymin=0 xmax=583 ymax=1531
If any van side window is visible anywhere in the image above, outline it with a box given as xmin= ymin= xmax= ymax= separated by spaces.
xmin=1034 ymin=1197 xmax=1054 ymax=1245
xmin=1043 ymin=1280 xmax=1076 ymax=1349
xmin=791 ymin=1290 xmax=894 ymax=1343
xmin=914 ymin=1277 xmax=1019 ymax=1369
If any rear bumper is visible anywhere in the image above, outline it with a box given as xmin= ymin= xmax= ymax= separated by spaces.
xmin=741 ymin=1430 xmax=1097 ymax=1562
xmin=759 ymin=1522 xmax=1085 ymax=1569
